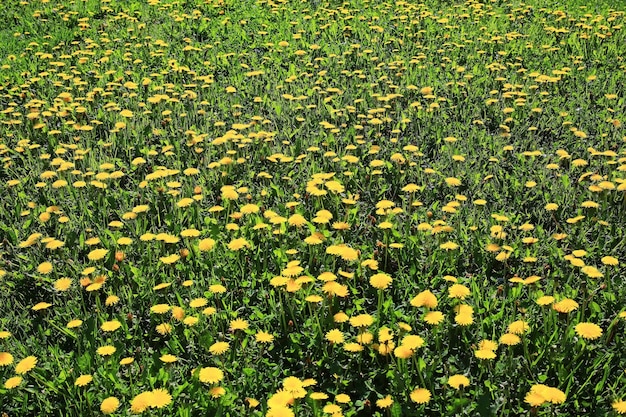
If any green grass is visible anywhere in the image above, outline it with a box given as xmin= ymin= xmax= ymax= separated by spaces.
xmin=0 ymin=0 xmax=626 ymax=416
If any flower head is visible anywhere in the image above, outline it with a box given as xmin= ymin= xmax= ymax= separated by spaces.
xmin=448 ymin=374 xmax=470 ymax=389
xmin=575 ymin=322 xmax=603 ymax=340
xmin=100 ymin=397 xmax=120 ymax=414
xmin=15 ymin=356 xmax=37 ymax=374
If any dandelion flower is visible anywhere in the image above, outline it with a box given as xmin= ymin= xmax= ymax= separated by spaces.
xmin=445 ymin=177 xmax=461 ymax=187
xmin=228 ymin=238 xmax=250 ymax=251
xmin=160 ymin=354 xmax=177 ymax=363
xmin=553 ymin=298 xmax=579 ymax=313
xmin=343 ymin=342 xmax=364 ymax=352
xmin=349 ymin=314 xmax=374 ymax=328
xmin=37 ymin=262 xmax=53 ymax=274
xmin=370 ymin=273 xmax=392 ymax=290
xmin=440 ymin=241 xmax=459 ymax=250
xmin=448 ymin=374 xmax=470 ymax=389
xmin=475 ymin=349 xmax=497 ymax=360
xmin=410 ymin=388 xmax=431 ymax=404
xmin=527 ymin=384 xmax=566 ymax=405
xmin=424 ymin=311 xmax=444 ymax=325
xmin=87 ymin=248 xmax=108 ymax=261
xmin=209 ymin=341 xmax=230 ymax=355
xmin=376 ymin=395 xmax=393 ymax=408
xmin=525 ymin=391 xmax=546 ymax=407
xmin=4 ymin=376 xmax=22 ymax=389
xmin=101 ymin=320 xmax=121 ymax=332
xmin=100 ymin=397 xmax=120 ymax=414
xmin=326 ymin=329 xmax=345 ymax=344
xmin=198 ymin=238 xmax=216 ymax=252
xmin=575 ymin=322 xmax=603 ymax=340
xmin=54 ymin=278 xmax=72 ymax=291
xmin=0 ymin=352 xmax=14 ymax=366
xmin=601 ymin=256 xmax=619 ymax=266
xmin=151 ymin=388 xmax=172 ymax=408
xmin=499 ymin=333 xmax=521 ymax=346
xmin=411 ymin=290 xmax=438 ymax=308
xmin=336 ymin=394 xmax=351 ymax=403
xmin=229 ymin=318 xmax=249 ymax=331
xmin=67 ymin=319 xmax=83 ymax=328
xmin=15 ymin=356 xmax=37 ymax=374
xmin=613 ymin=400 xmax=626 ymax=414
xmin=209 ymin=284 xmax=226 ymax=294
xmin=402 ymin=335 xmax=424 ymax=349
xmin=75 ymin=374 xmax=93 ymax=387
xmin=255 ymin=331 xmax=274 ymax=344
xmin=266 ymin=405 xmax=295 ymax=417
xmin=151 ymin=304 xmax=171 ymax=314
xmin=32 ymin=302 xmax=51 ymax=311
xmin=160 ymin=254 xmax=180 ymax=265
xmin=156 ymin=323 xmax=172 ymax=335
xmin=536 ymin=296 xmax=555 ymax=306
xmin=448 ymin=284 xmax=470 ymax=300
xmin=322 ymin=404 xmax=341 ymax=414
xmin=210 ymin=386 xmax=226 ymax=398
xmin=130 ymin=391 xmax=153 ymax=413
xmin=97 ymin=345 xmax=116 ymax=356
xmin=507 ymin=320 xmax=530 ymax=335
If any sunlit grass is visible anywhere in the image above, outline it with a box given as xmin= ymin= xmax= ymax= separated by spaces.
xmin=0 ymin=0 xmax=626 ymax=415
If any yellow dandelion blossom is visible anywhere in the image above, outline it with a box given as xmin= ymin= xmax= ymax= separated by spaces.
xmin=507 ymin=320 xmax=530 ymax=335
xmin=0 ymin=352 xmax=14 ymax=366
xmin=376 ymin=395 xmax=394 ymax=408
xmin=15 ymin=356 xmax=37 ymax=374
xmin=37 ymin=262 xmax=53 ymax=274
xmin=255 ymin=331 xmax=274 ymax=343
xmin=100 ymin=397 xmax=120 ymax=414
xmin=612 ymin=400 xmax=626 ymax=414
xmin=448 ymin=284 xmax=470 ymax=300
xmin=228 ymin=238 xmax=250 ymax=251
xmin=130 ymin=391 xmax=153 ymax=413
xmin=74 ymin=374 xmax=93 ymax=387
xmin=410 ymin=290 xmax=438 ymax=308
xmin=151 ymin=388 xmax=172 ymax=409
xmin=553 ymin=298 xmax=579 ymax=313
xmin=160 ymin=254 xmax=180 ymax=265
xmin=370 ymin=273 xmax=392 ymax=290
xmin=445 ymin=177 xmax=462 ymax=187
xmin=209 ymin=341 xmax=230 ymax=355
xmin=424 ymin=311 xmax=444 ymax=325
xmin=160 ymin=354 xmax=177 ymax=363
xmin=229 ymin=318 xmax=249 ymax=331
xmin=97 ymin=345 xmax=116 ymax=356
xmin=4 ymin=376 xmax=23 ymax=389
xmin=101 ymin=320 xmax=121 ymax=332
xmin=448 ymin=374 xmax=470 ymax=389
xmin=575 ymin=322 xmax=603 ymax=340
xmin=54 ymin=278 xmax=72 ymax=291
xmin=325 ymin=329 xmax=345 ymax=344
xmin=499 ymin=333 xmax=521 ymax=346
xmin=156 ymin=323 xmax=172 ymax=335
xmin=87 ymin=248 xmax=109 ymax=261
xmin=410 ymin=388 xmax=431 ymax=404
xmin=198 ymin=238 xmax=216 ymax=251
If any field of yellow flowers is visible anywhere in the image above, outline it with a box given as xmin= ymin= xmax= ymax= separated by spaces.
xmin=0 ymin=0 xmax=625 ymax=415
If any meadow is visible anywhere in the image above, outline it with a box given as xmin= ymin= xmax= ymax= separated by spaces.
xmin=0 ymin=0 xmax=625 ymax=415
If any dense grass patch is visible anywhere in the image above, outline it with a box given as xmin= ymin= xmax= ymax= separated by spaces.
xmin=0 ymin=0 xmax=626 ymax=415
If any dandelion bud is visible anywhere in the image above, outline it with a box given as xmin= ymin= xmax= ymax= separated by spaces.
xmin=115 ymin=251 xmax=125 ymax=262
